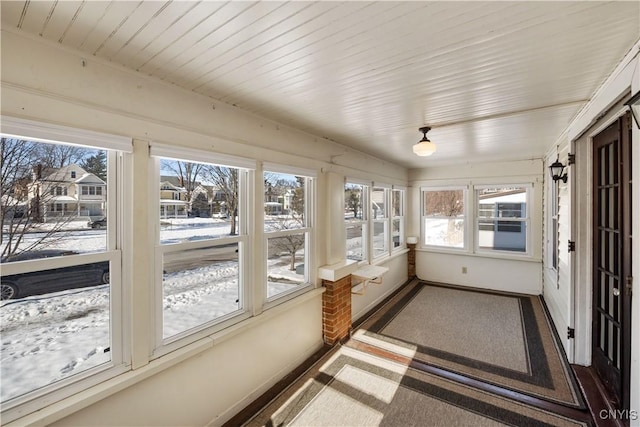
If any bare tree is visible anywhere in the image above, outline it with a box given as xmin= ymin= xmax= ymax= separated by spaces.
xmin=425 ymin=189 xmax=464 ymax=245
xmin=290 ymin=176 xmax=305 ymax=219
xmin=202 ymin=166 xmax=239 ymax=235
xmin=268 ymin=215 xmax=305 ymax=271
xmin=37 ymin=144 xmax=86 ymax=169
xmin=1 ymin=138 xmax=76 ymax=260
xmin=345 ymin=185 xmax=362 ymax=218
xmin=425 ymin=190 xmax=463 ymax=216
xmin=262 ymin=173 xmax=306 ymax=270
xmin=160 ymin=160 xmax=204 ymax=211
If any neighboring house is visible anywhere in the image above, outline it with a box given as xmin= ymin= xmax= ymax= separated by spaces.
xmin=192 ymin=184 xmax=225 ymax=217
xmin=159 ymin=181 xmax=188 ymax=218
xmin=264 ymin=182 xmax=281 ymax=215
xmin=0 ymin=195 xmax=27 ymax=219
xmin=283 ymin=189 xmax=294 ymax=213
xmin=159 ymin=176 xmax=227 ymax=218
xmin=28 ymin=164 xmax=106 ymax=220
xmin=478 ymin=189 xmax=527 ymax=252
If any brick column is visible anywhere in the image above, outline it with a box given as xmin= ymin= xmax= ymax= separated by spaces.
xmin=322 ymin=275 xmax=352 ymax=345
xmin=408 ymin=243 xmax=416 ymax=278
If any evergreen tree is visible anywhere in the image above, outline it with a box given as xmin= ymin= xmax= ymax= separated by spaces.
xmin=80 ymin=151 xmax=107 ymax=181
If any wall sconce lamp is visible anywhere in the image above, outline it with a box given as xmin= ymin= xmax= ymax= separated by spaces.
xmin=549 ymin=153 xmax=574 ymax=183
xmin=413 ymin=126 xmax=437 ymax=156
xmin=625 ymin=91 xmax=640 ymax=128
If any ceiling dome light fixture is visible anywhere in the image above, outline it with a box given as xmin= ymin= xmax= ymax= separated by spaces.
xmin=413 ymin=126 xmax=436 ymax=156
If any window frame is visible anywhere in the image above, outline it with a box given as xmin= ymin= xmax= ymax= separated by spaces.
xmin=0 ymin=117 xmax=131 ymax=422
xmin=149 ymin=145 xmax=255 ymax=356
xmin=391 ymin=187 xmax=406 ymax=252
xmin=344 ymin=180 xmax=369 ymax=263
xmin=421 ymin=186 xmax=469 ymax=251
xmin=262 ymin=165 xmax=316 ymax=306
xmin=370 ymin=185 xmax=390 ymax=260
xmin=474 ymin=184 xmax=532 ymax=255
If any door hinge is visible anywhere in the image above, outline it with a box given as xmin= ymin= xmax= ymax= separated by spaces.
xmin=568 ymin=153 xmax=575 ymax=165
xmin=568 ymin=240 xmax=576 ymax=252
xmin=568 ymin=327 xmax=575 ymax=339
xmin=626 ymin=276 xmax=633 ymax=297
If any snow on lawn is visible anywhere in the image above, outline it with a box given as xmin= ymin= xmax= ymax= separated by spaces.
xmin=0 ymin=217 xmax=303 ymax=402
xmin=1 ymin=286 xmax=110 ymax=402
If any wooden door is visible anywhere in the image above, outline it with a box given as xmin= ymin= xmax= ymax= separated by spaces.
xmin=592 ymin=114 xmax=632 ymax=409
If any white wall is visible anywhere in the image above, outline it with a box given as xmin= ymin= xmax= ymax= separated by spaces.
xmin=416 ymin=252 xmax=542 ymax=295
xmin=351 ymin=252 xmax=409 ymax=321
xmin=1 ymin=30 xmax=408 ymax=426
xmin=49 ymin=297 xmax=322 ymax=427
xmin=408 ymin=159 xmax=544 ymax=295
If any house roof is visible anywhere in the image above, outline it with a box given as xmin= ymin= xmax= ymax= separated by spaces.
xmin=75 ymin=174 xmax=106 ymax=185
xmin=40 ymin=165 xmax=82 ymax=182
xmin=160 ymin=181 xmax=187 ymax=192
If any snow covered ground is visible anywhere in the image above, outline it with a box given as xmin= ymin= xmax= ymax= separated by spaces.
xmin=0 ymin=217 xmax=302 ymax=402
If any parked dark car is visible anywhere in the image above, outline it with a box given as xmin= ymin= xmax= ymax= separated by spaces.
xmin=87 ymin=217 xmax=107 ymax=228
xmin=0 ymin=250 xmax=109 ymax=300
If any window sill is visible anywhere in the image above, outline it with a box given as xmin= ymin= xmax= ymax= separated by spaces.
xmin=417 ymin=247 xmax=541 ymax=263
xmin=6 ymin=287 xmax=325 ymax=427
xmin=372 ymin=247 xmax=409 ymax=266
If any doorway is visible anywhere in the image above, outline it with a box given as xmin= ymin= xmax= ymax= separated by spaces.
xmin=591 ymin=113 xmax=632 ymax=409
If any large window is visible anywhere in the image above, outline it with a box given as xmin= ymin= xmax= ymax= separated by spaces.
xmin=345 ymin=182 xmax=368 ymax=261
xmin=371 ymin=186 xmax=389 ymax=258
xmin=154 ymin=155 xmax=250 ymax=343
xmin=0 ymin=130 xmax=127 ymax=414
xmin=422 ymin=188 xmax=466 ymax=249
xmin=391 ymin=188 xmax=405 ymax=249
xmin=264 ymin=168 xmax=314 ymax=301
xmin=345 ymin=182 xmax=404 ymax=262
xmin=476 ymin=186 xmax=530 ymax=253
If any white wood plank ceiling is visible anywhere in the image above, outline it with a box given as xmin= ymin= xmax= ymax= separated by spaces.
xmin=2 ymin=1 xmax=638 ymax=168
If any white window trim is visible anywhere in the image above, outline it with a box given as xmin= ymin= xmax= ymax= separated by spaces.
xmin=371 ymin=186 xmax=390 ymax=260
xmin=345 ymin=181 xmax=369 ymax=264
xmin=150 ymin=154 xmax=252 ymax=355
xmin=263 ymin=162 xmax=317 ymax=178
xmin=474 ymin=183 xmax=532 ymax=257
xmin=150 ymin=142 xmax=255 ymax=170
xmin=1 ymin=115 xmax=132 ymax=152
xmin=391 ymin=188 xmax=406 ymax=252
xmin=545 ymin=160 xmax=560 ymax=288
xmin=0 ymin=140 xmax=128 ymax=423
xmin=421 ymin=185 xmax=469 ymax=251
xmin=262 ymin=168 xmax=315 ymax=307
xmin=546 ymin=165 xmax=560 ymax=272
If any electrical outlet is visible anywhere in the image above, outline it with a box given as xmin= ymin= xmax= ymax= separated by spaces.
xmin=462 ymin=267 xmax=467 ymax=274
